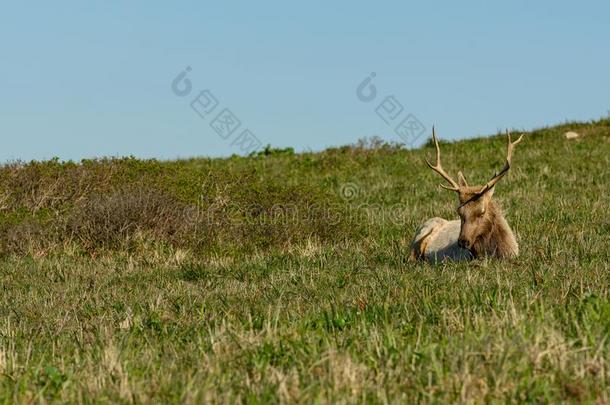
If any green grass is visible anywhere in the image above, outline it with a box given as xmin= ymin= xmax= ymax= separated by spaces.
xmin=0 ymin=119 xmax=609 ymax=403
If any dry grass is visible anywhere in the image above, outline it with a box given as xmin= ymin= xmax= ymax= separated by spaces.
xmin=0 ymin=119 xmax=609 ymax=403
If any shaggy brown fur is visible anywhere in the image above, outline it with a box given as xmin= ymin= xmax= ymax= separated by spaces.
xmin=456 ymin=186 xmax=518 ymax=258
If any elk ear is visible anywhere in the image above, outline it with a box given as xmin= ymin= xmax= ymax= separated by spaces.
xmin=457 ymin=171 xmax=468 ymax=187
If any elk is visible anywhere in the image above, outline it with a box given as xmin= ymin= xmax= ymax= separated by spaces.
xmin=410 ymin=128 xmax=524 ymax=263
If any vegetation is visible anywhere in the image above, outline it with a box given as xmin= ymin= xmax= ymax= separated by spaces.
xmin=0 ymin=118 xmax=609 ymax=403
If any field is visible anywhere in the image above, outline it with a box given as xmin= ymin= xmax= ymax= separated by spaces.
xmin=0 ymin=119 xmax=609 ymax=403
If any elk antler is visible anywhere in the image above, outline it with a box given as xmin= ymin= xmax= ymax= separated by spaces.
xmin=426 ymin=126 xmax=460 ymax=192
xmin=476 ymin=130 xmax=524 ymax=195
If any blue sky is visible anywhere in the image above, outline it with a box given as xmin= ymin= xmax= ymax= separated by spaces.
xmin=1 ymin=1 xmax=608 ymax=162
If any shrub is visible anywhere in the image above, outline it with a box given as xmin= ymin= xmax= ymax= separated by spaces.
xmin=0 ymin=156 xmax=360 ymax=257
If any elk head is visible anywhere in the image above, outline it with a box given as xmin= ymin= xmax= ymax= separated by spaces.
xmin=426 ymin=127 xmax=524 ymax=255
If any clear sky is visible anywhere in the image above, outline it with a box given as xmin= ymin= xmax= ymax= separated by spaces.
xmin=1 ymin=1 xmax=609 ymax=162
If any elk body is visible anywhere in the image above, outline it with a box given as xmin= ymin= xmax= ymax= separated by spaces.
xmin=410 ymin=128 xmax=524 ymax=263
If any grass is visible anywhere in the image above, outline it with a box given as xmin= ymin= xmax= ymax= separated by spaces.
xmin=0 ymin=119 xmax=609 ymax=403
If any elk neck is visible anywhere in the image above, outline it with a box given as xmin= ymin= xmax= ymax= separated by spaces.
xmin=472 ymin=200 xmax=518 ymax=258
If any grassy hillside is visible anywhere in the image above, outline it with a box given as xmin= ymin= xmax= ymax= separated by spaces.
xmin=1 ymin=119 xmax=609 ymax=403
